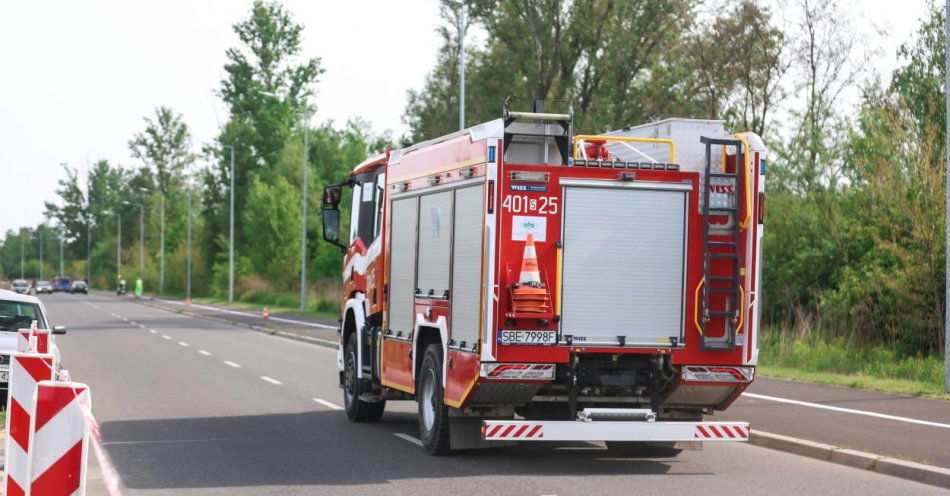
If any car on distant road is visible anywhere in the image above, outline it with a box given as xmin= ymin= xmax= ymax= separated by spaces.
xmin=33 ymin=280 xmax=53 ymax=295
xmin=0 ymin=289 xmax=65 ymax=404
xmin=70 ymin=280 xmax=88 ymax=294
xmin=11 ymin=279 xmax=29 ymax=295
xmin=53 ymin=276 xmax=72 ymax=293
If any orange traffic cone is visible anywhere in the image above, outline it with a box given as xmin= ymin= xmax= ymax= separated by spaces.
xmin=509 ymin=234 xmax=552 ymax=316
xmin=519 ymin=234 xmax=542 ymax=286
xmin=262 ymin=307 xmax=270 ymax=320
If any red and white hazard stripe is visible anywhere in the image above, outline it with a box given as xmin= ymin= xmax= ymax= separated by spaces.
xmin=4 ymin=352 xmax=56 ymax=496
xmin=482 ymin=419 xmax=750 ymax=443
xmin=18 ymin=329 xmax=50 ymax=354
xmin=694 ymin=424 xmax=750 ymax=439
xmin=485 ymin=423 xmax=545 ymax=440
xmin=29 ymin=381 xmax=91 ymax=496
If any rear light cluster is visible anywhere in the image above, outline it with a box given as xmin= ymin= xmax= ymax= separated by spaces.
xmin=481 ymin=363 xmax=555 ymax=380
xmin=681 ymin=365 xmax=754 ymax=383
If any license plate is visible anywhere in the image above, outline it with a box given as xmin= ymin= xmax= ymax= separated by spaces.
xmin=499 ymin=330 xmax=557 ymax=346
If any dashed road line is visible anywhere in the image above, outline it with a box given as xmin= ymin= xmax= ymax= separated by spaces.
xmin=260 ymin=376 xmax=282 ymax=385
xmin=177 ymin=341 xmax=189 ymax=347
xmin=198 ymin=350 xmax=211 ymax=356
xmin=162 ymin=335 xmax=171 ymax=340
xmin=149 ymin=329 xmax=157 ymax=334
xmin=394 ymin=433 xmax=423 ymax=447
xmin=224 ymin=361 xmax=241 ymax=368
xmin=313 ymin=398 xmax=343 ymax=410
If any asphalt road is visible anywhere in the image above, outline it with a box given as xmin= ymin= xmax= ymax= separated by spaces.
xmin=40 ymin=293 xmax=944 ymax=495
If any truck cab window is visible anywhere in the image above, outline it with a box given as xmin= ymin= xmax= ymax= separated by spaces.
xmin=349 ymin=183 xmax=362 ymax=245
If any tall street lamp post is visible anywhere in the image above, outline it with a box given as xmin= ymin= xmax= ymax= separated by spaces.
xmin=159 ymin=192 xmax=165 ymax=294
xmin=39 ymin=224 xmax=44 ymax=281
xmin=186 ymin=185 xmax=193 ymax=303
xmin=223 ymin=144 xmax=235 ymax=304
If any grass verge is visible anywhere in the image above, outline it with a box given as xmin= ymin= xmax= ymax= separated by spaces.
xmin=759 ymin=328 xmax=948 ymax=400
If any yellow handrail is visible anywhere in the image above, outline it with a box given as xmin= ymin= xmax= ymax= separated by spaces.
xmin=695 ymin=278 xmax=746 ymax=340
xmin=573 ymin=135 xmax=676 ymax=163
xmin=693 ymin=277 xmax=704 ymax=335
xmin=735 ymin=284 xmax=745 ymax=336
xmin=733 ymin=134 xmax=753 ymax=230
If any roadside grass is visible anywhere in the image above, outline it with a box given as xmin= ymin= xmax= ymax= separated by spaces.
xmin=151 ymin=278 xmax=342 ymax=321
xmin=759 ymin=327 xmax=949 ymax=400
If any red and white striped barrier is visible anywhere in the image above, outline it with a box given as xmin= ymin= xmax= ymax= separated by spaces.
xmin=17 ymin=329 xmax=50 ymax=354
xmin=482 ymin=419 xmax=751 ymax=442
xmin=694 ymin=424 xmax=749 ymax=439
xmin=28 ymin=381 xmax=91 ymax=496
xmin=4 ymin=352 xmax=56 ymax=496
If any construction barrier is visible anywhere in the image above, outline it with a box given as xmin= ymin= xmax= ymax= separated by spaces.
xmin=17 ymin=329 xmax=50 ymax=355
xmin=28 ymin=381 xmax=91 ymax=496
xmin=4 ymin=352 xmax=56 ymax=496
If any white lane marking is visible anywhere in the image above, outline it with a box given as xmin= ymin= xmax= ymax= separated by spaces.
xmin=313 ymin=398 xmax=343 ymax=410
xmin=153 ymin=297 xmax=337 ymax=329
xmin=260 ymin=376 xmax=282 ymax=385
xmin=198 ymin=350 xmax=211 ymax=356
xmin=178 ymin=341 xmax=189 ymax=347
xmin=742 ymin=392 xmax=950 ymax=430
xmin=162 ymin=335 xmax=171 ymax=340
xmin=394 ymin=433 xmax=423 ymax=447
xmin=224 ymin=361 xmax=241 ymax=368
xmin=149 ymin=329 xmax=157 ymax=334
xmin=138 ymin=324 xmax=146 ymax=329
xmin=121 ymin=318 xmax=128 ymax=322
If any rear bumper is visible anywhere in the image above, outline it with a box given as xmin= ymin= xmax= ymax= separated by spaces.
xmin=483 ymin=419 xmax=749 ymax=442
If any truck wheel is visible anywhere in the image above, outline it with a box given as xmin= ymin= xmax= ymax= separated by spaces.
xmin=605 ymin=441 xmax=683 ymax=457
xmin=417 ymin=343 xmax=451 ymax=455
xmin=343 ymin=337 xmax=385 ymax=422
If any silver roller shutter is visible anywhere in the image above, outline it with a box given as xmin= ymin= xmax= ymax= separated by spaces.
xmin=417 ymin=191 xmax=453 ymax=294
xmin=560 ymin=183 xmax=689 ymax=346
xmin=450 ymin=185 xmax=484 ymax=346
xmin=388 ymin=197 xmax=418 ymax=334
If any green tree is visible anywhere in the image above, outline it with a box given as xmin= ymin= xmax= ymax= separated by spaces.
xmin=241 ymin=175 xmax=301 ymax=287
xmin=129 ymin=106 xmax=196 ymax=196
xmin=405 ymin=0 xmax=693 ymax=140
xmin=203 ymin=0 xmax=324 ymax=288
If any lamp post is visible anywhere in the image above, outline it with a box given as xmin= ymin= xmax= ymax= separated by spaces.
xmin=39 ymin=224 xmax=44 ymax=281
xmin=300 ymin=114 xmax=309 ymax=312
xmin=20 ymin=228 xmax=24 ymax=279
xmin=159 ymin=192 xmax=164 ymax=294
xmin=186 ymin=185 xmax=192 ymax=303
xmin=223 ymin=144 xmax=235 ymax=304
xmin=58 ymin=227 xmax=64 ymax=277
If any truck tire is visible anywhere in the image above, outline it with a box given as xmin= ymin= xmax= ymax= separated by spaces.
xmin=604 ymin=441 xmax=683 ymax=457
xmin=417 ymin=343 xmax=451 ymax=455
xmin=343 ymin=337 xmax=385 ymax=422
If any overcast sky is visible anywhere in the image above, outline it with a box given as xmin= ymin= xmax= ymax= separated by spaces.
xmin=0 ymin=0 xmax=932 ymax=235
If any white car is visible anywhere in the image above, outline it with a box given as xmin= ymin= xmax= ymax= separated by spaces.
xmin=0 ymin=289 xmax=64 ymax=400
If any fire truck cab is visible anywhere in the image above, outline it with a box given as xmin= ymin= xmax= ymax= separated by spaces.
xmin=322 ymin=100 xmax=765 ymax=455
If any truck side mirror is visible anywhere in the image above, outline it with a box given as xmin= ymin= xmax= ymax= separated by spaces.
xmin=322 ymin=208 xmax=346 ymax=250
xmin=52 ymin=325 xmax=67 ymax=335
xmin=323 ymin=185 xmax=343 ymax=208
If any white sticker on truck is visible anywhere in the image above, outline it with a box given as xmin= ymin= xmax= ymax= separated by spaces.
xmin=512 ymin=215 xmax=546 ymax=242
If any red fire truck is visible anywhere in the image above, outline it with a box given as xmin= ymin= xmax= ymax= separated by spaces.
xmin=321 ymin=100 xmax=765 ymax=454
